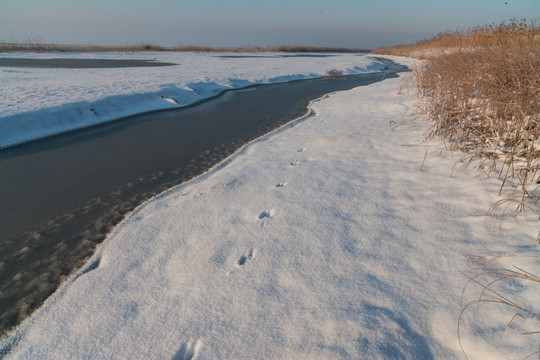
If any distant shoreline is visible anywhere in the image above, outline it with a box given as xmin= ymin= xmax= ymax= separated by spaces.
xmin=0 ymin=57 xmax=178 ymax=69
xmin=0 ymin=42 xmax=371 ymax=53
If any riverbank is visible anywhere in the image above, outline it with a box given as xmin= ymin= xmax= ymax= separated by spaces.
xmin=0 ymin=69 xmax=406 ymax=339
xmin=0 ymin=51 xmax=382 ymax=149
xmin=2 ymin=65 xmax=538 ymax=358
xmin=378 ymin=22 xmax=540 ymax=232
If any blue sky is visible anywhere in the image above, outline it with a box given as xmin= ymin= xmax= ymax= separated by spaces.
xmin=1 ymin=0 xmax=538 ymax=48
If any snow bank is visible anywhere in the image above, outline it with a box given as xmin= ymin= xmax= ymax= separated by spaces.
xmin=0 ymin=52 xmax=383 ymax=148
xmin=3 ymin=73 xmax=538 ymax=359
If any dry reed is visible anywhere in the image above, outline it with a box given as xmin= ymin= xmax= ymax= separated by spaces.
xmin=325 ymin=69 xmax=345 ymax=80
xmin=377 ymin=20 xmax=540 ymax=358
xmin=378 ymin=20 xmax=540 ymax=237
xmin=459 ymin=252 xmax=540 ymax=360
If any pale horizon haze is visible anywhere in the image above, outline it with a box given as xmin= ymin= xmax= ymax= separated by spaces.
xmin=1 ymin=0 xmax=538 ymax=49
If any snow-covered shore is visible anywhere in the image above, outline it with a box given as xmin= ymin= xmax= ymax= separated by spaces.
xmin=2 ymin=57 xmax=538 ymax=358
xmin=0 ymin=52 xmax=383 ymax=149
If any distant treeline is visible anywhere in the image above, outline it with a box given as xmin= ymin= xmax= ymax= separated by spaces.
xmin=0 ymin=41 xmax=370 ymax=53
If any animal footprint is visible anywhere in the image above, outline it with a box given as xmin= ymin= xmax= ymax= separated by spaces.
xmin=238 ymin=249 xmax=255 ymax=266
xmin=173 ymin=339 xmax=202 ymax=360
xmin=258 ymin=208 xmax=275 ymax=219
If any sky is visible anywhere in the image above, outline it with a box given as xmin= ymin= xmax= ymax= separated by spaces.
xmin=0 ymin=0 xmax=538 ymax=49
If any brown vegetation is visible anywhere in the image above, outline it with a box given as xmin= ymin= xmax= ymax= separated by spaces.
xmin=458 ymin=252 xmax=540 ymax=360
xmin=0 ymin=40 xmax=369 ymax=53
xmin=372 ymin=19 xmax=539 ymax=59
xmin=377 ymin=20 xmax=540 ymax=230
xmin=325 ymin=69 xmax=345 ymax=80
xmin=376 ymin=19 xmax=540 ymax=359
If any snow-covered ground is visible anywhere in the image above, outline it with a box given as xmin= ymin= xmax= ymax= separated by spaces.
xmin=0 ymin=51 xmax=383 ymax=149
xmin=1 ymin=55 xmax=538 ymax=359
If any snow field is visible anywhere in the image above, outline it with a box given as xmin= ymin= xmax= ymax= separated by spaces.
xmin=0 ymin=52 xmax=383 ymax=148
xmin=3 ymin=74 xmax=538 ymax=359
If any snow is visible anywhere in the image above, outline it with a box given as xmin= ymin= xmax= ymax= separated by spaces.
xmin=0 ymin=51 xmax=383 ymax=149
xmin=1 ymin=53 xmax=538 ymax=359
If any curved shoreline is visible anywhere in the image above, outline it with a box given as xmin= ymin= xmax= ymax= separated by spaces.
xmin=0 ymin=63 xmax=408 ymax=337
xmin=0 ymin=53 xmax=388 ymax=150
xmin=0 ymin=74 xmax=333 ymax=151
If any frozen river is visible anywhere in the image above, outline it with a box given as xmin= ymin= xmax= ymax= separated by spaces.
xmin=0 ymin=61 xmax=407 ymax=335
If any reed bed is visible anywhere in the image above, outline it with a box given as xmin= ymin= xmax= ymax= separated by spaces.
xmin=376 ymin=20 xmax=540 ymax=231
xmin=375 ymin=20 xmax=540 ymax=358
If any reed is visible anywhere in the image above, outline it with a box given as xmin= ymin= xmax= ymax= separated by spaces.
xmin=378 ymin=20 xmax=540 ymax=359
xmin=459 ymin=252 xmax=540 ymax=360
xmin=325 ymin=69 xmax=345 ymax=80
xmin=379 ymin=20 xmax=540 ymax=235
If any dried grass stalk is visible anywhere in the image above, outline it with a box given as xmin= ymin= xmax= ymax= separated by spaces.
xmin=459 ymin=252 xmax=540 ymax=360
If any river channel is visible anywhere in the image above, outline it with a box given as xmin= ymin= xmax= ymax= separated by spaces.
xmin=0 ymin=59 xmax=408 ymax=336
